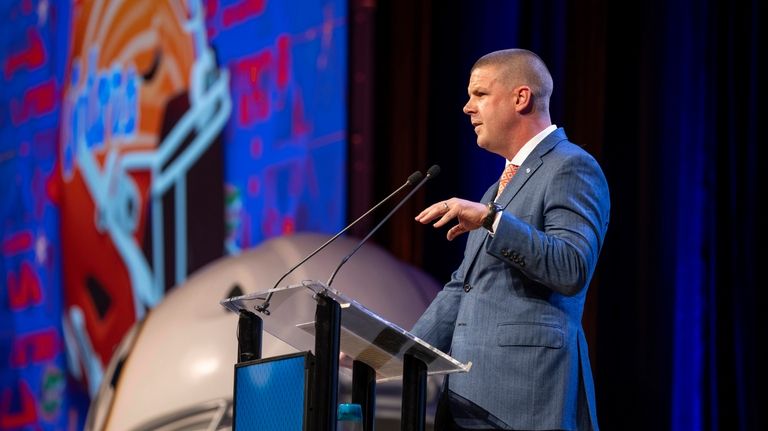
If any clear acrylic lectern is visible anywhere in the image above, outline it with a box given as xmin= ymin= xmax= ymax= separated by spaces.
xmin=221 ymin=280 xmax=470 ymax=431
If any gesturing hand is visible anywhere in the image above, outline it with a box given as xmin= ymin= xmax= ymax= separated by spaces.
xmin=415 ymin=198 xmax=488 ymax=240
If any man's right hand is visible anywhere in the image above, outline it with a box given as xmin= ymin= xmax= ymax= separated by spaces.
xmin=415 ymin=198 xmax=488 ymax=240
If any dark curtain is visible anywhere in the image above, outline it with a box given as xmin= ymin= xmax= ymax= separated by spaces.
xmin=599 ymin=1 xmax=766 ymax=429
xmin=356 ymin=0 xmax=767 ymax=429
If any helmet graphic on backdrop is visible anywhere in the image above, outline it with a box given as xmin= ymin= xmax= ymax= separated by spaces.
xmin=57 ymin=0 xmax=231 ymax=395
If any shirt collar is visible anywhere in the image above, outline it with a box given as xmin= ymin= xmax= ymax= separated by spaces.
xmin=508 ymin=124 xmax=557 ymax=166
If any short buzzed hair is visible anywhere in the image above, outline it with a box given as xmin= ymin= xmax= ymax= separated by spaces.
xmin=472 ymin=49 xmax=553 ymax=113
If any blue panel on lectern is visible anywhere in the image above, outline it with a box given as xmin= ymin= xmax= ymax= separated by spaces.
xmin=233 ymin=352 xmax=312 ymax=430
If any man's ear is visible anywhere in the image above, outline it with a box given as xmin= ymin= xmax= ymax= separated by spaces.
xmin=515 ymin=86 xmax=533 ymax=113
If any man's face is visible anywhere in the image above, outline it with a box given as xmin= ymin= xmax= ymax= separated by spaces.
xmin=463 ymin=65 xmax=518 ymax=158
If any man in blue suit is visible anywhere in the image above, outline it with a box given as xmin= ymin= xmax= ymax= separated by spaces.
xmin=412 ymin=49 xmax=609 ymax=430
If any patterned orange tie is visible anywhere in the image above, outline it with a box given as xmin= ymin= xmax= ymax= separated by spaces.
xmin=496 ymin=163 xmax=519 ymax=199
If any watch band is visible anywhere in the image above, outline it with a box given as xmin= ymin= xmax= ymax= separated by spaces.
xmin=482 ymin=201 xmax=503 ymax=232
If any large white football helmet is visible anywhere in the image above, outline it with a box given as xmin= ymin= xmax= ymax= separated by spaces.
xmin=86 ymin=233 xmax=444 ymax=430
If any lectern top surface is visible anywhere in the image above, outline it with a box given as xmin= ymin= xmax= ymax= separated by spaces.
xmin=221 ymin=281 xmax=470 ymax=381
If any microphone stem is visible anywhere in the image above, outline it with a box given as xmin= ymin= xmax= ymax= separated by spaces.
xmin=327 ymin=174 xmax=432 ymax=287
xmin=257 ymin=180 xmax=412 ymax=314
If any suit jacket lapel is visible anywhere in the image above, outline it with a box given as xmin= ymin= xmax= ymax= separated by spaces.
xmin=496 ymin=127 xmax=567 ymax=209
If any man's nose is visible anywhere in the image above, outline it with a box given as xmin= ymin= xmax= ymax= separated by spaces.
xmin=463 ymin=101 xmax=474 ymax=114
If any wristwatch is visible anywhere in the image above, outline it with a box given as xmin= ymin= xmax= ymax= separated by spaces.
xmin=482 ymin=201 xmax=503 ymax=232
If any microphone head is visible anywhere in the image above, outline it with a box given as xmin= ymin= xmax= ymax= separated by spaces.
xmin=407 ymin=170 xmax=424 ymax=185
xmin=426 ymin=164 xmax=441 ymax=179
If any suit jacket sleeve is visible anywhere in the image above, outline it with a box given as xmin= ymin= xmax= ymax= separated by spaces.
xmin=486 ymin=152 xmax=610 ymax=296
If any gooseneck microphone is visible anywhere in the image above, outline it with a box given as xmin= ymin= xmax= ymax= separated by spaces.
xmin=255 ymin=170 xmax=424 ymax=314
xmin=326 ymin=164 xmax=441 ymax=287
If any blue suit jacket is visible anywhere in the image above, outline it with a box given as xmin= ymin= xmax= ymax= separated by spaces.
xmin=412 ymin=128 xmax=609 ymax=430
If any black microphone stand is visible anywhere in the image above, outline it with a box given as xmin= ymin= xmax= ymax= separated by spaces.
xmin=326 ymin=165 xmax=440 ymax=287
xmin=255 ymin=170 xmax=423 ymax=315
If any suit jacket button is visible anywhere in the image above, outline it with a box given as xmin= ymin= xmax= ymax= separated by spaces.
xmin=463 ymin=283 xmax=472 ymax=292
xmin=501 ymin=248 xmax=509 ymax=257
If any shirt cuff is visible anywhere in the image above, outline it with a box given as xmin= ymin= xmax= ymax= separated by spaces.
xmin=490 ymin=211 xmax=502 ymax=235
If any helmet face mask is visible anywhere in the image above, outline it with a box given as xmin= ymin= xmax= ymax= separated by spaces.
xmin=59 ymin=0 xmax=231 ymax=395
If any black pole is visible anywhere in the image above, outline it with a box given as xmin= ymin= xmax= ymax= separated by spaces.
xmin=401 ymin=353 xmax=427 ymax=431
xmin=237 ymin=310 xmax=262 ymax=363
xmin=352 ymin=360 xmax=376 ymax=431
xmin=313 ymin=294 xmax=341 ymax=431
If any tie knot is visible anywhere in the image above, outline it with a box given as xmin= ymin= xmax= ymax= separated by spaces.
xmin=497 ymin=163 xmax=519 ymax=198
